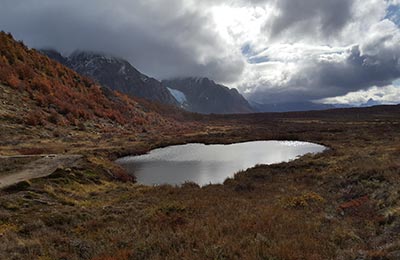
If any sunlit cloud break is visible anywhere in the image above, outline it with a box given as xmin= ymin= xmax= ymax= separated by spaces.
xmin=319 ymin=84 xmax=400 ymax=106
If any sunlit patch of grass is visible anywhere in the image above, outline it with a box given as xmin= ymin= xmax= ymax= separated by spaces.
xmin=42 ymin=185 xmax=78 ymax=206
xmin=0 ymin=222 xmax=18 ymax=235
xmin=279 ymin=191 xmax=326 ymax=209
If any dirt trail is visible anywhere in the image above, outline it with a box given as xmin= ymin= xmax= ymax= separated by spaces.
xmin=0 ymin=155 xmax=82 ymax=189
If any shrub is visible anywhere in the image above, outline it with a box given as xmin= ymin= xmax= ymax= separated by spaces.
xmin=25 ymin=110 xmax=44 ymax=126
xmin=31 ymin=77 xmax=51 ymax=93
xmin=48 ymin=109 xmax=66 ymax=126
xmin=280 ymin=192 xmax=326 ymax=209
xmin=15 ymin=63 xmax=34 ymax=80
xmin=92 ymin=250 xmax=132 ymax=260
xmin=5 ymin=73 xmax=20 ymax=88
xmin=234 ymin=181 xmax=255 ymax=192
xmin=16 ymin=147 xmax=48 ymax=155
xmin=110 ymin=166 xmax=135 ymax=183
xmin=3 ymin=181 xmax=31 ymax=193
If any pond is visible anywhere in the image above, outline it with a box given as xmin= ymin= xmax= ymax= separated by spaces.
xmin=116 ymin=141 xmax=326 ymax=186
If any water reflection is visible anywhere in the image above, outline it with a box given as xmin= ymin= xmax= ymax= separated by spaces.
xmin=116 ymin=141 xmax=326 ymax=186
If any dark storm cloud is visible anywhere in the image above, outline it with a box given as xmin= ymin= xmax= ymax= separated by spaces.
xmin=268 ymin=0 xmax=354 ymax=40
xmin=0 ymin=0 xmax=244 ymax=83
xmin=318 ymin=46 xmax=400 ymax=92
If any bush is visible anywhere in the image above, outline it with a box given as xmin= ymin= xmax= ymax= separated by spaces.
xmin=48 ymin=109 xmax=66 ymax=126
xmin=280 ymin=192 xmax=326 ymax=209
xmin=110 ymin=166 xmax=135 ymax=183
xmin=5 ymin=73 xmax=20 ymax=88
xmin=16 ymin=147 xmax=48 ymax=155
xmin=3 ymin=181 xmax=31 ymax=193
xmin=25 ymin=110 xmax=44 ymax=126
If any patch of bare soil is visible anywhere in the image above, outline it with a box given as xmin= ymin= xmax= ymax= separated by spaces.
xmin=0 ymin=155 xmax=82 ymax=188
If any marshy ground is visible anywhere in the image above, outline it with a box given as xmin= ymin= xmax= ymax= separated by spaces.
xmin=0 ymin=105 xmax=399 ymax=260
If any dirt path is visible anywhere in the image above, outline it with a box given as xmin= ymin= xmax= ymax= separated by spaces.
xmin=0 ymin=155 xmax=82 ymax=189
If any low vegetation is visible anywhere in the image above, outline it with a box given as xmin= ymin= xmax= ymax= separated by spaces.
xmin=0 ymin=105 xmax=399 ymax=260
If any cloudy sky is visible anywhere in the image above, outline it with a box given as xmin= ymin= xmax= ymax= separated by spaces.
xmin=1 ymin=0 xmax=400 ymax=105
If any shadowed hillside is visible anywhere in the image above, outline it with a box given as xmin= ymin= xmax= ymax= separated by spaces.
xmin=0 ymin=32 xmax=187 ymax=132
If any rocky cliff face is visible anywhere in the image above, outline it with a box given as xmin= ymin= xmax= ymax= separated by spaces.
xmin=162 ymin=77 xmax=254 ymax=114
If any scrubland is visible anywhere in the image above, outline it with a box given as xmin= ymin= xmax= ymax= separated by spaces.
xmin=1 ymin=105 xmax=399 ymax=260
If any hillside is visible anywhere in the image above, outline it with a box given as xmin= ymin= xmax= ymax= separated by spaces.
xmin=0 ymin=32 xmax=185 ymax=135
xmin=40 ymin=50 xmax=178 ymax=106
xmin=162 ymin=77 xmax=254 ymax=114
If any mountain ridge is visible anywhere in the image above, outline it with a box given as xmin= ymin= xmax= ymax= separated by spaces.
xmin=40 ymin=49 xmax=179 ymax=106
xmin=163 ymin=77 xmax=254 ymax=114
xmin=42 ymin=50 xmax=255 ymax=114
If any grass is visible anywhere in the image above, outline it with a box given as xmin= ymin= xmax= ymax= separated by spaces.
xmin=0 ymin=105 xmax=399 ymax=259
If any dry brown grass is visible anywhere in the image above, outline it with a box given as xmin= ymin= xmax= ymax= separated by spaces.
xmin=0 ymin=105 xmax=399 ymax=259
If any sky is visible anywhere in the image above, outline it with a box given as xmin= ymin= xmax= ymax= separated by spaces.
xmin=0 ymin=0 xmax=399 ymax=105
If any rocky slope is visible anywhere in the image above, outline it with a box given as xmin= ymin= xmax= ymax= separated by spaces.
xmin=162 ymin=77 xmax=254 ymax=114
xmin=40 ymin=50 xmax=178 ymax=106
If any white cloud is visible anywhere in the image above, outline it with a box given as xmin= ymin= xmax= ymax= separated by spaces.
xmin=319 ymin=85 xmax=400 ymax=105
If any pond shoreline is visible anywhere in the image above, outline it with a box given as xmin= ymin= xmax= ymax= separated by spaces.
xmin=116 ymin=140 xmax=327 ymax=186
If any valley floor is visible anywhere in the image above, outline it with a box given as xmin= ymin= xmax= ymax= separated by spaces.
xmin=0 ymin=106 xmax=400 ymax=260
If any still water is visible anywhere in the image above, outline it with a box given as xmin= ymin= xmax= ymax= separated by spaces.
xmin=116 ymin=141 xmax=326 ymax=186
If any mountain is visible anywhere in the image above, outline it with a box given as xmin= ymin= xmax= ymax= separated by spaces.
xmin=250 ymin=101 xmax=335 ymax=112
xmin=360 ymin=98 xmax=381 ymax=107
xmin=162 ymin=77 xmax=254 ymax=114
xmin=39 ymin=49 xmax=69 ymax=65
xmin=0 ymin=32 xmax=180 ymax=132
xmin=42 ymin=50 xmax=255 ymax=115
xmin=40 ymin=50 xmax=178 ymax=106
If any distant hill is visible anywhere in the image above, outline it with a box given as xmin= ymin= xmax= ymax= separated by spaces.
xmin=250 ymin=101 xmax=335 ymax=112
xmin=162 ymin=77 xmax=254 ymax=114
xmin=40 ymin=50 xmax=178 ymax=106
